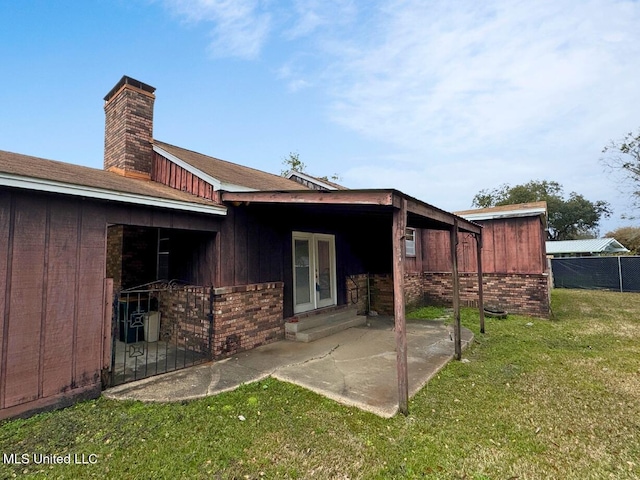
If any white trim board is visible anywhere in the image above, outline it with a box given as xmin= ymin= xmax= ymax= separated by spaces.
xmin=0 ymin=172 xmax=227 ymax=216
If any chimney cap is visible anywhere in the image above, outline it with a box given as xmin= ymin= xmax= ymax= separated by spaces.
xmin=104 ymin=75 xmax=156 ymax=102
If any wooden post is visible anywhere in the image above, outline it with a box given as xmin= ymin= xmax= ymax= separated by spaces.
xmin=476 ymin=233 xmax=485 ymax=334
xmin=102 ymin=278 xmax=114 ymax=371
xmin=450 ymin=220 xmax=461 ymax=360
xmin=392 ymin=198 xmax=408 ymax=415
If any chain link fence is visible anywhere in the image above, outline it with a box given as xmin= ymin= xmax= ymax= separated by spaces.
xmin=550 ymin=256 xmax=640 ymax=292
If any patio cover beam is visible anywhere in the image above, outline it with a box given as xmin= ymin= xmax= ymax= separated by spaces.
xmin=221 ymin=190 xmax=482 ymax=235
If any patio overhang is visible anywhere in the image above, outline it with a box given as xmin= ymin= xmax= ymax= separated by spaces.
xmin=221 ymin=188 xmax=484 ymax=416
xmin=221 ymin=189 xmax=482 ymax=235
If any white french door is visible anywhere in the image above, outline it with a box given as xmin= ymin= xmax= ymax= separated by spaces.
xmin=293 ymin=232 xmax=336 ymax=314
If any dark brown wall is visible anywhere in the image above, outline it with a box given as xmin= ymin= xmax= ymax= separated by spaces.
xmin=219 ymin=204 xmax=393 ymax=318
xmin=0 ymin=188 xmax=223 ymax=419
xmin=0 ymin=191 xmax=105 ymax=418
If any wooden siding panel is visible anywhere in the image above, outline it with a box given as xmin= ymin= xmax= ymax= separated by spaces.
xmin=0 ymin=191 xmax=10 ymax=408
xmin=247 ymin=219 xmax=261 ymax=284
xmin=234 ymin=210 xmax=249 ymax=285
xmin=458 ymin=233 xmax=476 ymax=272
xmin=219 ymin=209 xmax=235 ymax=286
xmin=423 ymin=230 xmax=451 ymax=272
xmin=4 ymin=197 xmax=46 ymax=407
xmin=74 ymin=245 xmax=105 ymax=388
xmin=492 ymin=221 xmax=508 ymax=273
xmin=481 ymin=222 xmax=496 ymax=273
xmin=152 ymin=152 xmax=218 ymax=201
xmin=74 ymin=208 xmax=106 ymax=387
xmin=41 ymin=202 xmax=78 ymax=397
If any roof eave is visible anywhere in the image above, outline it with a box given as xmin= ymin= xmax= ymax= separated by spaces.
xmin=0 ymin=172 xmax=227 ymax=216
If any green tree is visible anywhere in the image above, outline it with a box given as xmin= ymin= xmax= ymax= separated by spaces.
xmin=281 ymin=151 xmax=306 ymax=175
xmin=472 ymin=180 xmax=611 ymax=240
xmin=601 ymin=128 xmax=640 ymax=210
xmin=604 ymin=226 xmax=640 ymax=254
xmin=280 ymin=152 xmax=342 ymax=184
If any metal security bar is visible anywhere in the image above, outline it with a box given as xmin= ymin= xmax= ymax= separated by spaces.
xmin=108 ymin=281 xmax=213 ymax=387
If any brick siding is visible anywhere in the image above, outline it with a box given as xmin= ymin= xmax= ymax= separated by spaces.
xmin=366 ymin=272 xmax=550 ymax=318
xmin=212 ymin=282 xmax=284 ymax=358
xmin=346 ymin=274 xmax=369 ymax=314
xmin=158 ymin=287 xmax=211 ymax=354
xmin=368 ymin=273 xmax=425 ymax=316
xmin=422 ymin=272 xmax=550 ymax=318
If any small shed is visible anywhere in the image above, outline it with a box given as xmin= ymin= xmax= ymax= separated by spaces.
xmin=414 ymin=202 xmax=550 ymax=318
xmin=546 ymin=238 xmax=629 ymax=257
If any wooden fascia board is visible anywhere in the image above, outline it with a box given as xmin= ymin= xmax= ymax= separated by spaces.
xmin=221 ymin=190 xmax=395 ymax=206
xmin=401 ymin=195 xmax=482 ymax=235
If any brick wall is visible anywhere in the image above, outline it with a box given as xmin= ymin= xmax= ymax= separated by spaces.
xmin=212 ymin=282 xmax=284 ymax=358
xmin=104 ymin=80 xmax=155 ymax=179
xmin=404 ymin=272 xmax=424 ymax=308
xmin=346 ymin=274 xmax=369 ymax=314
xmin=366 ymin=272 xmax=550 ymax=318
xmin=369 ymin=274 xmax=394 ymax=315
xmin=367 ymin=273 xmax=425 ymax=316
xmin=422 ymin=272 xmax=550 ymax=318
xmin=106 ymin=225 xmax=123 ymax=291
xmin=157 ymin=287 xmax=210 ymax=353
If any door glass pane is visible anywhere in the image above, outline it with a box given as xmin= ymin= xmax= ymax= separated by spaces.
xmin=317 ymin=240 xmax=331 ymax=300
xmin=294 ymin=239 xmax=311 ymax=305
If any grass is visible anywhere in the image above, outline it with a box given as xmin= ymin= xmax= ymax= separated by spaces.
xmin=1 ymin=289 xmax=639 ymax=479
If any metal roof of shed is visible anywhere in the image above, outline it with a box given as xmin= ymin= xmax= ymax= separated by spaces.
xmin=545 ymin=238 xmax=629 ymax=255
xmin=456 ymin=201 xmax=547 ymax=221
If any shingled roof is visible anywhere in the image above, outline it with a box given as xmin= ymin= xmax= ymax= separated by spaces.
xmin=154 ymin=141 xmax=307 ymax=192
xmin=0 ymin=149 xmax=225 ymax=214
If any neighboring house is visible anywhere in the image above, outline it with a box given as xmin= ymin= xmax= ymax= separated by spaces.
xmin=545 ymin=238 xmax=629 ymax=257
xmin=285 ymin=170 xmax=347 ymax=191
xmin=405 ymin=202 xmax=551 ymax=317
xmin=0 ymin=76 xmax=483 ymax=419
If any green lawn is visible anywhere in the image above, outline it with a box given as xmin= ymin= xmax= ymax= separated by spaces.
xmin=1 ymin=289 xmax=639 ymax=479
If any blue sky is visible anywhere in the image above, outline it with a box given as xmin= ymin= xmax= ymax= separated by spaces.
xmin=2 ymin=0 xmax=640 ymax=234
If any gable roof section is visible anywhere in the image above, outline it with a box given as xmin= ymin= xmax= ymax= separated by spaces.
xmin=154 ymin=141 xmax=306 ymax=192
xmin=546 ymin=238 xmax=629 ymax=255
xmin=285 ymin=170 xmax=348 ymax=190
xmin=0 ymin=150 xmax=226 ymax=216
xmin=455 ymin=201 xmax=548 ymax=221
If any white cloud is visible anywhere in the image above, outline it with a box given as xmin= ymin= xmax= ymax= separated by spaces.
xmin=162 ymin=0 xmax=272 ymax=58
xmin=159 ymin=0 xmax=640 ymax=222
xmin=328 ymin=0 xmax=640 ymax=159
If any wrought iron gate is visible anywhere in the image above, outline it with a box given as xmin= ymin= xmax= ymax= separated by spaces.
xmin=107 ymin=281 xmax=213 ymax=387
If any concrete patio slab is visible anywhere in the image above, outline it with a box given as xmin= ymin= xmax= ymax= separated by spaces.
xmin=103 ymin=316 xmax=474 ymax=417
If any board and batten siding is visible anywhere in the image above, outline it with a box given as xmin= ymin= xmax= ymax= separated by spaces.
xmin=152 ymin=152 xmax=216 ymax=201
xmin=0 ymin=188 xmax=223 ymax=419
xmin=0 ymin=190 xmax=106 ymax=418
xmin=416 ymin=216 xmax=546 ymax=274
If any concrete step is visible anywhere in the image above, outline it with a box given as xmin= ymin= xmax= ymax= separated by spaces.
xmin=295 ymin=314 xmax=366 ymax=343
xmin=285 ymin=305 xmax=357 ymax=334
xmin=285 ymin=305 xmax=365 ymax=342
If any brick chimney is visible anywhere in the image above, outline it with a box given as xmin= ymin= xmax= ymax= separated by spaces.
xmin=104 ymin=76 xmax=156 ymax=179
